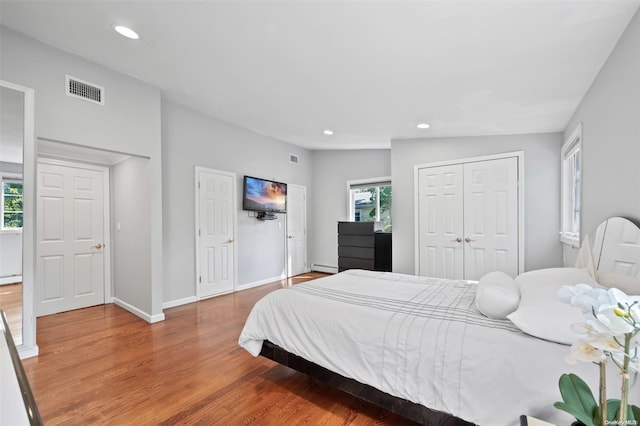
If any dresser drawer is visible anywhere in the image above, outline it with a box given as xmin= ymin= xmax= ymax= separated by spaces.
xmin=338 ymin=257 xmax=375 ymax=271
xmin=338 ymin=246 xmax=375 ymax=259
xmin=338 ymin=235 xmax=375 ymax=248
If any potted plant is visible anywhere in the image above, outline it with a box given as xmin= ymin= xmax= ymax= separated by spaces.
xmin=555 ymin=285 xmax=640 ymax=426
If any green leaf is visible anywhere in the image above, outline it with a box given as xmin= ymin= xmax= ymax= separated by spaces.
xmin=606 ymin=399 xmax=620 ymax=422
xmin=630 ymin=404 xmax=640 ymax=421
xmin=554 ymin=374 xmax=598 ymax=426
xmin=605 ymin=400 xmax=640 ymax=422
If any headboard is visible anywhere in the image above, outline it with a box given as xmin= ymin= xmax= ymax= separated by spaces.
xmin=591 ymin=217 xmax=640 ymax=294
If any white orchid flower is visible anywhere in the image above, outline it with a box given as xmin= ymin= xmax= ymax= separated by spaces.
xmin=588 ymin=334 xmax=624 ymax=352
xmin=558 ymin=284 xmax=611 ymax=314
xmin=594 ymin=304 xmax=636 ymax=335
xmin=566 ymin=340 xmax=606 ymax=364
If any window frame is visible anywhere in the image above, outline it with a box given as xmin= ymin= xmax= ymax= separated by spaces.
xmin=560 ymin=123 xmax=582 ymax=247
xmin=1 ymin=174 xmax=24 ymax=233
xmin=346 ymin=177 xmax=392 ymax=230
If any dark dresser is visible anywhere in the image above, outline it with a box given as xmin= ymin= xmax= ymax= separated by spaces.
xmin=337 ymin=221 xmax=392 ymax=272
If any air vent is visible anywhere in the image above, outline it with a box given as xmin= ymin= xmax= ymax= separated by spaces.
xmin=289 ymin=154 xmax=299 ymax=164
xmin=66 ymin=75 xmax=104 ymax=105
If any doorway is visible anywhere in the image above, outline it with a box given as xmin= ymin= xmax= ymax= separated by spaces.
xmin=36 ymin=158 xmax=111 ymax=316
xmin=195 ymin=167 xmax=237 ymax=299
xmin=286 ymin=184 xmax=308 ymax=277
xmin=415 ymin=152 xmax=524 ymax=280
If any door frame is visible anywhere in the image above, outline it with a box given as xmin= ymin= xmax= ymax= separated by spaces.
xmin=286 ymin=183 xmax=308 ymax=277
xmin=194 ymin=166 xmax=238 ymax=299
xmin=413 ymin=151 xmax=525 ymax=277
xmin=36 ymin=157 xmax=112 ymax=304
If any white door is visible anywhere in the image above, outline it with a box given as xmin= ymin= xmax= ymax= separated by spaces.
xmin=287 ymin=184 xmax=307 ymax=277
xmin=463 ymin=157 xmax=519 ymax=280
xmin=37 ymin=161 xmax=108 ymax=316
xmin=417 ymin=155 xmax=520 ymax=280
xmin=196 ymin=168 xmax=236 ymax=298
xmin=418 ymin=164 xmax=465 ymax=279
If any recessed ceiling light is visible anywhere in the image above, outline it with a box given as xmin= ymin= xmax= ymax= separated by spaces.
xmin=417 ymin=123 xmax=431 ymax=129
xmin=114 ymin=25 xmax=140 ymax=40
xmin=323 ymin=129 xmax=334 ymax=135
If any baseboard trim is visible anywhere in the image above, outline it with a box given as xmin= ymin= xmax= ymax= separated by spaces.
xmin=236 ymin=275 xmax=282 ymax=291
xmin=0 ymin=275 xmax=22 ymax=285
xmin=18 ymin=344 xmax=39 ymax=359
xmin=162 ymin=296 xmax=198 ymax=310
xmin=311 ymin=264 xmax=338 ymax=274
xmin=113 ymin=298 xmax=165 ymax=323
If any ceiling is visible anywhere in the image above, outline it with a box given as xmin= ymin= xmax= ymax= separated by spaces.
xmin=1 ymin=1 xmax=638 ymax=150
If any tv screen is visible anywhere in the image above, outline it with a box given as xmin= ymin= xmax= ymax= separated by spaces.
xmin=242 ymin=175 xmax=287 ymax=213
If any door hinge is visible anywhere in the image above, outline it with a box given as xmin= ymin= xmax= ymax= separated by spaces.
xmin=199 ymin=276 xmax=202 ymax=283
xmin=198 ymin=181 xmax=201 ymax=189
xmin=198 ymin=229 xmax=201 ymax=236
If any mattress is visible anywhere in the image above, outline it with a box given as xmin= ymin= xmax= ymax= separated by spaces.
xmin=238 ymin=269 xmax=632 ymax=425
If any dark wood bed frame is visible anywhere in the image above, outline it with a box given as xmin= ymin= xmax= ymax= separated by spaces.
xmin=260 ymin=340 xmax=475 ymax=426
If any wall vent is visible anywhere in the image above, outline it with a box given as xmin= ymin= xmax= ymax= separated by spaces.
xmin=66 ymin=75 xmax=104 ymax=105
xmin=289 ymin=154 xmax=299 ymax=164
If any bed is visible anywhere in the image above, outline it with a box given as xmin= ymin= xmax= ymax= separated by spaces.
xmin=239 ymin=217 xmax=640 ymax=425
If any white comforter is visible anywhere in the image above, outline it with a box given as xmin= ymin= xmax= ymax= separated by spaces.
xmin=238 ymin=270 xmax=635 ymax=425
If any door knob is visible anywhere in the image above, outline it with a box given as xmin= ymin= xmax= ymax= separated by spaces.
xmin=92 ymin=243 xmax=103 ymax=249
xmin=450 ymin=237 xmax=462 ymax=243
xmin=288 ymin=235 xmax=294 ymax=239
xmin=464 ymin=237 xmax=476 ymax=243
xmin=226 ymin=239 xmax=234 ymax=243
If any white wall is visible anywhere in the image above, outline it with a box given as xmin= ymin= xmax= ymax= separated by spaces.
xmin=391 ymin=133 xmax=564 ymax=275
xmin=0 ymin=27 xmax=164 ymax=320
xmin=112 ymin=156 xmax=152 ymax=316
xmin=310 ymin=149 xmax=391 ymax=271
xmin=0 ymin=233 xmax=21 ymax=281
xmin=161 ymin=101 xmax=312 ymax=303
xmin=563 ymin=9 xmax=640 ymax=264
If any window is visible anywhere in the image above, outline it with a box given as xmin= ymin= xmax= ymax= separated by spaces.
xmin=560 ymin=123 xmax=582 ymax=247
xmin=348 ymin=178 xmax=392 ymax=231
xmin=2 ymin=178 xmax=23 ymax=231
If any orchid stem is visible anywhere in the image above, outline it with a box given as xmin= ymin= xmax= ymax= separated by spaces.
xmin=618 ymin=333 xmax=631 ymax=426
xmin=599 ymin=360 xmax=607 ymax=426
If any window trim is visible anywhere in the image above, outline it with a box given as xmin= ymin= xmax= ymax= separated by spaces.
xmin=346 ymin=176 xmax=391 ymax=226
xmin=560 ymin=123 xmax=582 ymax=247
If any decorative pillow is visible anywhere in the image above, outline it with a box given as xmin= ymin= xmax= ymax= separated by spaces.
xmin=507 ymin=267 xmax=600 ymax=345
xmin=475 ymin=271 xmax=520 ymax=319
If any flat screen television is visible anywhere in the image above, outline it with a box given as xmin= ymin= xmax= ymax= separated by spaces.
xmin=242 ymin=175 xmax=287 ymax=214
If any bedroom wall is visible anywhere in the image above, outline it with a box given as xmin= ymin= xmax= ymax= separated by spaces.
xmin=310 ymin=149 xmax=391 ymax=272
xmin=161 ymin=101 xmax=312 ymax=304
xmin=112 ymin=156 xmax=152 ymax=315
xmin=562 ymin=9 xmax=640 ymax=265
xmin=0 ymin=27 xmax=164 ymax=320
xmin=391 ymin=133 xmax=564 ymax=275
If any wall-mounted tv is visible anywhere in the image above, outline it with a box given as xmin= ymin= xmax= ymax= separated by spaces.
xmin=242 ymin=175 xmax=287 ymax=214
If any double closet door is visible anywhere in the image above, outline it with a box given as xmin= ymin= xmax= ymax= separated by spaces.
xmin=417 ymin=155 xmax=521 ymax=281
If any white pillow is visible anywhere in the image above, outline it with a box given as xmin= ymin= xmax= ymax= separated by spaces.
xmin=597 ymin=271 xmax=640 ymax=295
xmin=475 ymin=271 xmax=519 ymax=319
xmin=507 ymin=267 xmax=600 ymax=345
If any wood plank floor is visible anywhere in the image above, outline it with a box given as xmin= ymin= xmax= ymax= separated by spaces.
xmin=0 ymin=282 xmax=22 ymax=344
xmin=22 ymin=273 xmax=417 ymax=425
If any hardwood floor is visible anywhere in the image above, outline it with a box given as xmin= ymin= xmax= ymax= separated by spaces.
xmin=0 ymin=282 xmax=22 ymax=344
xmin=22 ymin=273 xmax=417 ymax=425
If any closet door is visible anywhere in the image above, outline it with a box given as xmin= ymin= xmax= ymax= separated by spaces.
xmin=463 ymin=157 xmax=519 ymax=280
xmin=417 ymin=164 xmax=464 ymax=279
xmin=417 ymin=155 xmax=520 ymax=280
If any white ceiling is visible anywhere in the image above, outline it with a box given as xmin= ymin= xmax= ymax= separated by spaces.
xmin=1 ymin=1 xmax=638 ymax=150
